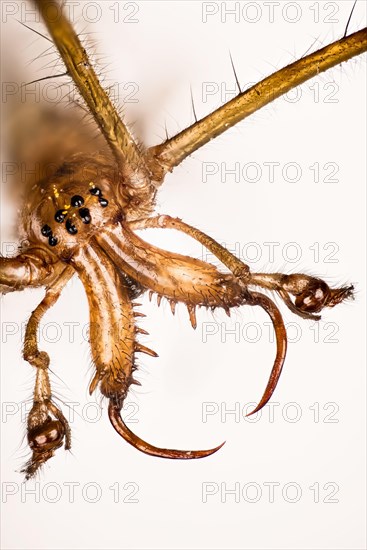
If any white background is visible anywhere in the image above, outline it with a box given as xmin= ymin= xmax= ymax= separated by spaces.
xmin=0 ymin=1 xmax=366 ymax=549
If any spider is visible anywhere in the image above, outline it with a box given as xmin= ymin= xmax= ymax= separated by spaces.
xmin=0 ymin=0 xmax=365 ymax=479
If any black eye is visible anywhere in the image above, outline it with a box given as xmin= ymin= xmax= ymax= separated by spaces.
xmin=89 ymin=187 xmax=101 ymax=196
xmin=79 ymin=207 xmax=91 ymax=224
xmin=48 ymin=235 xmax=58 ymax=246
xmin=54 ymin=210 xmax=66 ymax=223
xmin=41 ymin=224 xmax=52 ymax=237
xmin=66 ymin=219 xmax=78 ymax=235
xmin=71 ymin=195 xmax=84 ymax=207
xmin=99 ymin=197 xmax=108 ymax=207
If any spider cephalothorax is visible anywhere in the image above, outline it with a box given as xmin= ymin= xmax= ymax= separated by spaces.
xmin=0 ymin=0 xmax=364 ymax=478
xmin=26 ymin=154 xmax=126 ymax=254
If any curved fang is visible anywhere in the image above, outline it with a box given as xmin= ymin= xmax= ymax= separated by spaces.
xmin=246 ymin=291 xmax=288 ymax=416
xmin=108 ymin=401 xmax=225 ymax=459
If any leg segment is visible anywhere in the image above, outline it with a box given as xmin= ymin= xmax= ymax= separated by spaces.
xmin=33 ymin=0 xmax=153 ymax=203
xmin=0 ymin=247 xmax=62 ymax=294
xmin=129 ymin=215 xmax=250 ymax=280
xmin=21 ymin=266 xmax=73 ymax=479
xmin=146 ymin=29 xmax=367 ymax=178
xmin=129 ymin=216 xmax=353 ymax=320
xmin=95 ymin=221 xmax=247 ymax=316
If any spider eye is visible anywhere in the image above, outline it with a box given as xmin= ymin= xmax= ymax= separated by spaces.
xmin=48 ymin=235 xmax=58 ymax=246
xmin=71 ymin=195 xmax=84 ymax=207
xmin=79 ymin=207 xmax=91 ymax=224
xmin=28 ymin=420 xmax=65 ymax=451
xmin=55 ymin=209 xmax=66 ymax=223
xmin=99 ymin=197 xmax=108 ymax=207
xmin=66 ymin=219 xmax=78 ymax=234
xmin=41 ymin=224 xmax=52 ymax=236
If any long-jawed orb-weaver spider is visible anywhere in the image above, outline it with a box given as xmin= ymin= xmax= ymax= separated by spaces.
xmin=0 ymin=0 xmax=365 ymax=479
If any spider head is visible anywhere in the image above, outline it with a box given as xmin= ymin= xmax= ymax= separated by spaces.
xmin=26 ymin=154 xmax=128 ymax=259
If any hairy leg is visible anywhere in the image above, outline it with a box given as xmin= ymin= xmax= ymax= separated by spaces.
xmin=21 ymin=266 xmax=73 ymax=479
xmin=146 ymin=29 xmax=367 ymax=178
xmin=95 ymin=222 xmax=247 ymax=322
xmin=32 ymin=0 xmax=366 ymax=195
xmin=0 ymin=248 xmax=63 ymax=294
xmin=129 ymin=215 xmax=250 ymax=280
xmin=32 ymin=0 xmax=150 ymax=190
xmin=128 ymin=215 xmax=353 ymax=319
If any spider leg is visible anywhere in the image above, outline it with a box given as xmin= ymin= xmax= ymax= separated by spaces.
xmin=128 ymin=216 xmax=353 ymax=318
xmin=21 ymin=266 xmax=73 ymax=479
xmin=146 ymin=29 xmax=367 ymax=179
xmin=33 ymin=0 xmax=153 ymax=204
xmin=0 ymin=248 xmax=62 ymax=294
xmin=128 ymin=215 xmax=250 ymax=280
xmin=70 ymin=239 xmax=224 ymax=459
xmin=96 ymin=221 xmax=246 ymax=318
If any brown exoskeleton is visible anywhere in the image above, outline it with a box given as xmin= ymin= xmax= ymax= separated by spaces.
xmin=0 ymin=0 xmax=365 ymax=479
